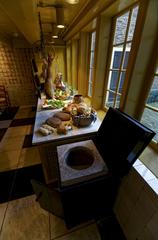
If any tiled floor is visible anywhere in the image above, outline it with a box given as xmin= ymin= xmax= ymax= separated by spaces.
xmin=0 ymin=107 xmax=40 ymax=172
xmin=0 ymin=106 xmax=124 ymax=240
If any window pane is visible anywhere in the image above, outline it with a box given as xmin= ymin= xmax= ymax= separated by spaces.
xmin=111 ymin=46 xmax=123 ymax=69
xmin=115 ymin=94 xmax=121 ymax=108
xmin=108 ymin=70 xmax=119 ymax=91
xmin=91 ymin=32 xmax=96 ymax=51
xmin=105 ymin=91 xmax=115 ymax=107
xmin=127 ymin=6 xmax=139 ymax=41
xmin=146 ymin=76 xmax=158 ymax=108
xmin=88 ymin=68 xmax=93 ymax=83
xmin=122 ymin=51 xmax=129 ymax=69
xmin=90 ymin=52 xmax=94 ymax=68
xmin=88 ymin=83 xmax=92 ymax=97
xmin=141 ymin=108 xmax=158 ymax=142
xmin=113 ymin=12 xmax=129 ymax=45
xmin=122 ymin=43 xmax=131 ymax=69
xmin=156 ymin=66 xmax=158 ymax=74
xmin=118 ymin=71 xmax=126 ymax=93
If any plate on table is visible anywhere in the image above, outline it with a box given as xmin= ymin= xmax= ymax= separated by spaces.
xmin=42 ymin=99 xmax=65 ymax=110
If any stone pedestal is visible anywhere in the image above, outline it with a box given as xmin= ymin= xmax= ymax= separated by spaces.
xmin=57 ymin=140 xmax=108 ymax=187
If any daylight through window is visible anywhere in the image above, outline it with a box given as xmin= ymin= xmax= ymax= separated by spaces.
xmin=104 ymin=5 xmax=139 ymax=108
xmin=88 ymin=31 xmax=96 ymax=97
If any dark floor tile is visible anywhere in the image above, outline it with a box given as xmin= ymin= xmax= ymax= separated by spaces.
xmin=0 ymin=128 xmax=7 ymax=141
xmin=97 ymin=214 xmax=126 ymax=240
xmin=0 ymin=164 xmax=45 ymax=203
xmin=0 ymin=170 xmax=16 ymax=203
xmin=22 ymin=134 xmax=33 ymax=148
xmin=10 ymin=117 xmax=35 ymax=127
xmin=11 ymin=164 xmax=45 ymax=201
xmin=0 ymin=107 xmax=19 ymax=121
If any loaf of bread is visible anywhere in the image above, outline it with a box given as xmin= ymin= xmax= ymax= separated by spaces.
xmin=54 ymin=112 xmax=70 ymax=121
xmin=46 ymin=117 xmax=62 ymax=128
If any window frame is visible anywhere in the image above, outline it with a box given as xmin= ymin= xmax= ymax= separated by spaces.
xmin=87 ymin=30 xmax=96 ymax=98
xmin=103 ymin=3 xmax=139 ymax=111
xmin=141 ymin=61 xmax=158 ymax=148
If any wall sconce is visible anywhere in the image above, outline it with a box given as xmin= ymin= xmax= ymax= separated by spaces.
xmin=52 ymin=24 xmax=58 ymax=38
xmin=56 ymin=6 xmax=65 ymax=28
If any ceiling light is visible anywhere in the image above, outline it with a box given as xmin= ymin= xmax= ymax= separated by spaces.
xmin=56 ymin=7 xmax=65 ymax=28
xmin=66 ymin=0 xmax=79 ymax=4
xmin=52 ymin=24 xmax=58 ymax=38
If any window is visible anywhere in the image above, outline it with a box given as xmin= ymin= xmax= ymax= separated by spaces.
xmin=104 ymin=5 xmax=139 ymax=108
xmin=141 ymin=65 xmax=158 ymax=143
xmin=88 ymin=31 xmax=96 ymax=97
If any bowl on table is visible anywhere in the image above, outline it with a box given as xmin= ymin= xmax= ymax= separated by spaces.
xmin=71 ymin=112 xmax=97 ymax=127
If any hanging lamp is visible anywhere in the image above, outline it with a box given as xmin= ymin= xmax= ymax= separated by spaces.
xmin=52 ymin=23 xmax=58 ymax=38
xmin=56 ymin=6 xmax=65 ymax=28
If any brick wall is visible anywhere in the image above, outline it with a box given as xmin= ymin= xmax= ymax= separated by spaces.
xmin=0 ymin=39 xmax=36 ymax=106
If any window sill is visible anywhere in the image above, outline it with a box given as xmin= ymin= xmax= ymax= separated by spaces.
xmin=139 ymin=145 xmax=158 ymax=178
xmin=133 ymin=154 xmax=158 ymax=195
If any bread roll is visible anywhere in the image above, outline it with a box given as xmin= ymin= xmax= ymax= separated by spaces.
xmin=57 ymin=124 xmax=67 ymax=134
xmin=42 ymin=124 xmax=55 ymax=132
xmin=38 ymin=127 xmax=51 ymax=136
